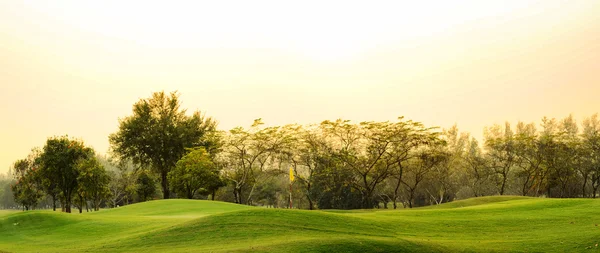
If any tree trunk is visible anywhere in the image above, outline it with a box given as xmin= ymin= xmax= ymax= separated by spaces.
xmin=582 ymin=175 xmax=588 ymax=198
xmin=408 ymin=189 xmax=415 ymax=208
xmin=51 ymin=194 xmax=57 ymax=211
xmin=61 ymin=197 xmax=66 ymax=212
xmin=522 ymin=174 xmax=532 ymax=196
xmin=500 ymin=172 xmax=508 ymax=195
xmin=393 ymin=165 xmax=404 ymax=209
xmin=77 ymin=194 xmax=84 ymax=213
xmin=187 ymin=188 xmax=195 ymax=199
xmin=65 ymin=192 xmax=72 ymax=213
xmin=246 ymin=182 xmax=257 ymax=205
xmin=211 ymin=189 xmax=216 ymax=201
xmin=362 ymin=189 xmax=373 ymax=209
xmin=393 ymin=177 xmax=402 ymax=209
xmin=161 ymin=171 xmax=170 ymax=199
xmin=305 ymin=182 xmax=314 ymax=210
xmin=233 ymin=188 xmax=239 ymax=204
xmin=592 ymin=179 xmax=598 ymax=199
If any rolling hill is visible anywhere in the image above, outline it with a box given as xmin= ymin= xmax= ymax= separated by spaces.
xmin=1 ymin=196 xmax=599 ymax=252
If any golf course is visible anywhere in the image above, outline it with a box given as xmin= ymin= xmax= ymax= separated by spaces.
xmin=1 ymin=196 xmax=599 ymax=252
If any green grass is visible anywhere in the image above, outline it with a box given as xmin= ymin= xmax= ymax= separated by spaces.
xmin=1 ymin=196 xmax=599 ymax=252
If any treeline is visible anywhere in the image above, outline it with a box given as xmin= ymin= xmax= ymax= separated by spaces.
xmin=2 ymin=91 xmax=599 ymax=211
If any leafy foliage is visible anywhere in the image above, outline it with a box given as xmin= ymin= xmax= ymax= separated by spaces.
xmin=109 ymin=91 xmax=218 ymax=199
xmin=77 ymin=157 xmax=111 ymax=211
xmin=136 ymin=170 xmax=157 ymax=202
xmin=38 ymin=136 xmax=94 ymax=213
xmin=169 ymin=148 xmax=222 ymax=199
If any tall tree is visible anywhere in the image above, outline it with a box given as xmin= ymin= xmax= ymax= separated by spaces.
xmin=38 ymin=136 xmax=94 ymax=213
xmin=463 ymin=137 xmax=493 ymax=197
xmin=426 ymin=125 xmax=468 ymax=205
xmin=582 ymin=114 xmax=600 ymax=198
xmin=513 ymin=122 xmax=544 ymax=196
xmin=109 ymin=91 xmax=217 ymax=199
xmin=289 ymin=125 xmax=326 ymax=210
xmin=385 ymin=119 xmax=438 ymax=209
xmin=484 ymin=122 xmax=518 ymax=195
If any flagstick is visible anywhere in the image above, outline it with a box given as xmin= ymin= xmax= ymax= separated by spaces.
xmin=289 ymin=182 xmax=293 ymax=209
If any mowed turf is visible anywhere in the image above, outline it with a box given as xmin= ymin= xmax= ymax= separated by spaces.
xmin=1 ymin=196 xmax=599 ymax=252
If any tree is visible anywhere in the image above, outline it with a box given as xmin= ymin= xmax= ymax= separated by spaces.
xmin=109 ymin=91 xmax=217 ymax=199
xmin=384 ymin=119 xmax=438 ymax=209
xmin=11 ymin=159 xmax=44 ymax=210
xmin=426 ymin=125 xmax=467 ymax=205
xmin=538 ymin=116 xmax=581 ymax=197
xmin=462 ymin=137 xmax=494 ymax=197
xmin=320 ymin=120 xmax=395 ymax=209
xmin=38 ymin=136 xmax=94 ymax=213
xmin=221 ymin=119 xmax=290 ymax=204
xmin=401 ymin=147 xmax=449 ymax=208
xmin=513 ymin=122 xmax=544 ymax=196
xmin=205 ymin=174 xmax=226 ymax=201
xmin=289 ymin=125 xmax=327 ymax=210
xmin=136 ymin=170 xmax=157 ymax=202
xmin=108 ymin=168 xmax=136 ymax=207
xmin=0 ymin=175 xmax=17 ymax=209
xmin=582 ymin=114 xmax=600 ymax=198
xmin=169 ymin=148 xmax=221 ymax=199
xmin=484 ymin=122 xmax=518 ymax=195
xmin=77 ymin=157 xmax=111 ymax=211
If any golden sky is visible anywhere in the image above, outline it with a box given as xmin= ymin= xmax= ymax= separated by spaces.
xmin=1 ymin=1 xmax=599 ymax=174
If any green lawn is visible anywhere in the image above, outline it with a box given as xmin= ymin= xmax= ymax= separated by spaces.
xmin=1 ymin=196 xmax=599 ymax=252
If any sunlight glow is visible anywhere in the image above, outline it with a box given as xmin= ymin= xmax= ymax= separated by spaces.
xmin=22 ymin=1 xmax=543 ymax=61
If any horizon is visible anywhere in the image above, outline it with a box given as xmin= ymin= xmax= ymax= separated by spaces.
xmin=2 ymin=1 xmax=600 ymax=174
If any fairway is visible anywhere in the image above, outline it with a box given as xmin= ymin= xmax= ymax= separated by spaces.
xmin=1 ymin=196 xmax=599 ymax=252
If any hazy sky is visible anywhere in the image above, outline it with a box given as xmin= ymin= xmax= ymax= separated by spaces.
xmin=1 ymin=1 xmax=599 ymax=175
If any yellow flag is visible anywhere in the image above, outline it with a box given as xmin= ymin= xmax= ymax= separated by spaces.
xmin=289 ymin=167 xmax=295 ymax=182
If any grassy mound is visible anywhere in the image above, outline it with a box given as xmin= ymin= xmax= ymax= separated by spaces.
xmin=92 ymin=199 xmax=253 ymax=218
xmin=1 ymin=196 xmax=599 ymax=252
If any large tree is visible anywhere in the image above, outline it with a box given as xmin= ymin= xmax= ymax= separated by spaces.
xmin=109 ymin=91 xmax=217 ymax=199
xmin=38 ymin=136 xmax=94 ymax=213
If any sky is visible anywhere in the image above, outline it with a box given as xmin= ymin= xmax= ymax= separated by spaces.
xmin=1 ymin=1 xmax=599 ymax=175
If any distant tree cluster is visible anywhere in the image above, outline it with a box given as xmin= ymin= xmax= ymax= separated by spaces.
xmin=481 ymin=115 xmax=600 ymax=198
xmin=4 ymin=91 xmax=599 ymax=211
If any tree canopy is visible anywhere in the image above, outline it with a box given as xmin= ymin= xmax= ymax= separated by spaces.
xmin=169 ymin=148 xmax=221 ymax=199
xmin=109 ymin=91 xmax=218 ymax=199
